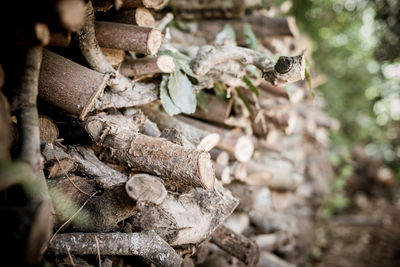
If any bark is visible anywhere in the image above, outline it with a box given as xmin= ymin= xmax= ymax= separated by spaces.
xmin=125 ymin=173 xmax=167 ymax=204
xmin=131 ymin=180 xmax=238 ymax=245
xmin=258 ymin=252 xmax=296 ymax=267
xmin=48 ymin=231 xmax=182 ymax=267
xmin=69 ymin=146 xmax=128 ymax=188
xmin=120 ymin=55 xmax=175 ymax=77
xmin=42 ymin=143 xmax=77 ymax=179
xmin=39 ymin=49 xmax=109 ymax=119
xmin=160 ymin=128 xmax=195 ymax=149
xmin=49 ymin=31 xmax=71 ymax=47
xmin=77 ymin=1 xmax=131 ymax=92
xmin=211 ymin=225 xmax=259 ymax=266
xmin=95 ymin=21 xmax=162 ymax=55
xmin=156 ymin=12 xmax=174 ymax=32
xmin=85 ymin=112 xmax=215 ymax=191
xmin=95 ymin=82 xmax=158 ymax=110
xmin=189 ymin=93 xmax=231 ymax=126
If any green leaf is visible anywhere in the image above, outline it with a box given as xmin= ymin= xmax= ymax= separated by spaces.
xmin=215 ymin=23 xmax=236 ymax=45
xmin=304 ymin=57 xmax=314 ymax=98
xmin=243 ymin=23 xmax=259 ymax=51
xmin=213 ymin=81 xmax=228 ymax=99
xmin=158 ymin=49 xmax=197 ymax=78
xmin=235 ymin=88 xmax=254 ymax=117
xmin=242 ymin=76 xmax=259 ymax=96
xmin=160 ymin=74 xmax=181 ymax=116
xmin=168 ymin=69 xmax=197 ymax=114
xmin=196 ymin=91 xmax=209 ymax=112
xmin=260 ymin=0 xmax=268 ymax=9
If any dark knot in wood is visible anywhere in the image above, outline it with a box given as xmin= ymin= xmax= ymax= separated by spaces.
xmin=274 ymin=56 xmax=293 ymax=74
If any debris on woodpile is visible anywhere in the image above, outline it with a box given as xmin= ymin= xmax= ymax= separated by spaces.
xmin=0 ymin=0 xmax=338 ymax=266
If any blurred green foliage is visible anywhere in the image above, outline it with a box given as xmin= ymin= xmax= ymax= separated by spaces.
xmin=287 ymin=0 xmax=400 ymax=177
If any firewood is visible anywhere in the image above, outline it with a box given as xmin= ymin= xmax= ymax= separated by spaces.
xmin=55 ymin=0 xmax=86 ymax=31
xmin=38 ymin=49 xmax=109 ymax=119
xmin=100 ymin=47 xmax=126 ymax=67
xmin=211 ymin=225 xmax=259 ymax=266
xmin=131 ymin=180 xmax=238 ymax=245
xmin=189 ymin=93 xmax=231 ymax=126
xmin=213 ymin=162 xmax=230 ymax=184
xmin=120 ymin=55 xmax=176 ymax=77
xmin=85 ymin=112 xmax=215 ymax=191
xmin=209 ymin=149 xmax=229 ymax=166
xmin=49 ymin=31 xmax=71 ymax=47
xmin=48 ymin=231 xmax=182 ymax=267
xmin=224 ymin=212 xmax=250 ymax=234
xmin=42 ymin=143 xmax=76 ymax=179
xmin=140 ymin=105 xmax=217 ymax=147
xmin=160 ymin=128 xmax=195 ymax=149
xmin=125 ymin=173 xmax=167 ymax=204
xmin=69 ymin=146 xmax=128 ymax=188
xmin=48 ymin=176 xmax=136 ymax=231
xmin=258 ymin=252 xmax=296 ymax=267
xmin=39 ymin=115 xmax=59 ymax=143
xmin=252 ymin=232 xmax=295 ymax=253
xmin=114 ymin=0 xmax=168 ymax=10
xmin=178 ymin=116 xmax=254 ymax=162
xmin=156 ymin=12 xmax=174 ymax=32
xmin=170 ymin=0 xmax=245 ymax=19
xmin=95 ymin=21 xmax=162 ymax=55
xmin=94 ymin=82 xmax=158 ymax=110
xmin=192 ymin=45 xmax=305 ymax=85
xmin=77 ymin=1 xmax=131 ymax=93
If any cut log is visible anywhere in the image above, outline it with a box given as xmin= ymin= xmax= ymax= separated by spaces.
xmin=258 ymin=252 xmax=296 ymax=267
xmin=95 ymin=21 xmax=162 ymax=55
xmin=78 ymin=1 xmax=132 ymax=93
xmin=156 ymin=12 xmax=174 ymax=32
xmin=48 ymin=176 xmax=136 ymax=231
xmin=213 ymin=162 xmax=230 ymax=184
xmin=110 ymin=7 xmax=156 ymax=27
xmin=189 ymin=93 xmax=231 ymax=126
xmin=48 ymin=231 xmax=182 ymax=267
xmin=101 ymin=47 xmax=126 ymax=67
xmin=42 ymin=143 xmax=76 ymax=179
xmin=39 ymin=115 xmax=59 ymax=143
xmin=131 ymin=180 xmax=238 ymax=245
xmin=85 ymin=112 xmax=215 ymax=191
xmin=125 ymin=173 xmax=167 ymax=204
xmin=178 ymin=116 xmax=254 ymax=162
xmin=160 ymin=128 xmax=195 ymax=149
xmin=39 ymin=49 xmax=109 ymax=119
xmin=211 ymin=225 xmax=259 ymax=266
xmin=170 ymin=0 xmax=246 ymax=19
xmin=55 ymin=0 xmax=86 ymax=32
xmin=120 ymin=55 xmax=175 ymax=77
xmin=135 ymin=7 xmax=156 ymax=27
xmin=115 ymin=0 xmax=167 ymax=10
xmin=69 ymin=146 xmax=128 ymax=188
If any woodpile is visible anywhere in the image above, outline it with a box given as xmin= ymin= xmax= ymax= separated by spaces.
xmin=0 ymin=0 xmax=338 ymax=266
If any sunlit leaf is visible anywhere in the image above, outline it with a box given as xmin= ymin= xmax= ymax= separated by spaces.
xmin=304 ymin=57 xmax=314 ymax=98
xmin=160 ymin=74 xmax=181 ymax=116
xmin=213 ymin=81 xmax=228 ymax=99
xmin=168 ymin=69 xmax=197 ymax=114
xmin=243 ymin=23 xmax=259 ymax=51
xmin=242 ymin=76 xmax=259 ymax=96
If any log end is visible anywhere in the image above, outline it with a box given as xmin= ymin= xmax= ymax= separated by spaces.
xmin=234 ymin=136 xmax=254 ymax=163
xmin=143 ymin=0 xmax=165 ymax=9
xmin=57 ymin=0 xmax=86 ymax=31
xmin=34 ymin=23 xmax=50 ymax=46
xmin=39 ymin=115 xmax=59 ymax=143
xmin=135 ymin=7 xmax=156 ymax=28
xmin=198 ymin=152 xmax=216 ymax=190
xmin=157 ymin=55 xmax=176 ymax=73
xmin=197 ymin=133 xmax=220 ymax=152
xmin=146 ymin=29 xmax=162 ymax=55
xmin=125 ymin=173 xmax=167 ymax=205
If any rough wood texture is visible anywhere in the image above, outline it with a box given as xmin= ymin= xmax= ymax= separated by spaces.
xmin=189 ymin=93 xmax=231 ymax=126
xmin=48 ymin=176 xmax=136 ymax=231
xmin=39 ymin=115 xmax=59 ymax=143
xmin=85 ymin=112 xmax=215 ymax=191
xmin=131 ymin=180 xmax=238 ymax=245
xmin=77 ymin=1 xmax=131 ymax=93
xmin=39 ymin=49 xmax=109 ymax=119
xmin=120 ymin=55 xmax=175 ymax=77
xmin=95 ymin=21 xmax=162 ymax=55
xmin=115 ymin=0 xmax=167 ymax=9
xmin=48 ymin=231 xmax=182 ymax=267
xmin=160 ymin=128 xmax=195 ymax=149
xmin=69 ymin=146 xmax=128 ymax=188
xmin=170 ymin=0 xmax=245 ymax=19
xmin=211 ymin=225 xmax=259 ymax=266
xmin=42 ymin=143 xmax=76 ymax=179
xmin=125 ymin=173 xmax=167 ymax=204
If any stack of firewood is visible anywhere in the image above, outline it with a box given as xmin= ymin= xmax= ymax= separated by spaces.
xmin=0 ymin=0 xmax=338 ymax=266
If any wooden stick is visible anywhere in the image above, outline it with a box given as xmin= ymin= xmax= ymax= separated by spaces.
xmin=189 ymin=93 xmax=231 ymax=126
xmin=211 ymin=225 xmax=259 ymax=266
xmin=114 ymin=0 xmax=167 ymax=9
xmin=156 ymin=12 xmax=174 ymax=32
xmin=77 ymin=1 xmax=131 ymax=92
xmin=38 ymin=49 xmax=109 ymax=119
xmin=95 ymin=21 xmax=162 ymax=55
xmin=48 ymin=231 xmax=182 ymax=267
xmin=120 ymin=55 xmax=175 ymax=77
xmin=125 ymin=173 xmax=167 ymax=204
xmin=85 ymin=112 xmax=215 ymax=190
xmin=131 ymin=180 xmax=238 ymax=245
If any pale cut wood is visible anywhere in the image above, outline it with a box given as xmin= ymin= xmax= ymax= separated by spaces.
xmin=95 ymin=21 xmax=162 ymax=55
xmin=56 ymin=0 xmax=86 ymax=31
xmin=48 ymin=231 xmax=182 ymax=267
xmin=115 ymin=0 xmax=167 ymax=9
xmin=197 ymin=133 xmax=220 ymax=152
xmin=213 ymin=162 xmax=230 ymax=184
xmin=120 ymin=55 xmax=175 ymax=77
xmin=100 ymin=47 xmax=126 ymax=67
xmin=135 ymin=7 xmax=156 ymax=27
xmin=85 ymin=112 xmax=215 ymax=191
xmin=125 ymin=173 xmax=167 ymax=204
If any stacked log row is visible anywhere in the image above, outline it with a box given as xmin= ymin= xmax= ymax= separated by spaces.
xmin=0 ymin=0 xmax=337 ymax=266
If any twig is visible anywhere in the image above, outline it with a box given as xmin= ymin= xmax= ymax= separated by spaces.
xmin=65 ymin=243 xmax=76 ymax=267
xmin=156 ymin=12 xmax=174 ymax=32
xmin=95 ymin=236 xmax=101 ymax=267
